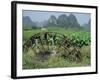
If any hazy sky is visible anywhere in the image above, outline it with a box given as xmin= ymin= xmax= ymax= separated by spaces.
xmin=23 ymin=10 xmax=90 ymax=25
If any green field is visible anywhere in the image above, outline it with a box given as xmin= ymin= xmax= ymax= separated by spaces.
xmin=23 ymin=27 xmax=91 ymax=69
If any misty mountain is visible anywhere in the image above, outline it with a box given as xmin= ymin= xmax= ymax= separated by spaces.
xmin=44 ymin=14 xmax=80 ymax=28
xmin=23 ymin=16 xmax=37 ymax=28
xmin=43 ymin=15 xmax=57 ymax=27
xmin=68 ymin=14 xmax=80 ymax=28
xmin=57 ymin=14 xmax=69 ymax=27
xmin=23 ymin=14 xmax=90 ymax=30
xmin=82 ymin=19 xmax=91 ymax=31
xmin=49 ymin=15 xmax=57 ymax=26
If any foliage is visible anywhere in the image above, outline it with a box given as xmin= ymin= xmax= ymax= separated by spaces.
xmin=23 ymin=46 xmax=90 ymax=69
xmin=68 ymin=31 xmax=90 ymax=47
xmin=23 ymin=28 xmax=90 ymax=47
xmin=23 ymin=27 xmax=91 ymax=69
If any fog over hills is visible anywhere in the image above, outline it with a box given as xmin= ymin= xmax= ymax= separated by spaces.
xmin=23 ymin=14 xmax=90 ymax=31
xmin=23 ymin=16 xmax=37 ymax=28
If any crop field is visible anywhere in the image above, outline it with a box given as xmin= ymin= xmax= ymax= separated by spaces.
xmin=23 ymin=28 xmax=91 ymax=69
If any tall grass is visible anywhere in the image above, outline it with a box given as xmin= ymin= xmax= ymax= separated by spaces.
xmin=23 ymin=46 xmax=90 ymax=69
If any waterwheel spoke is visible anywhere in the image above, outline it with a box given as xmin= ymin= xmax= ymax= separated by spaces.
xmin=23 ymin=32 xmax=81 ymax=62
